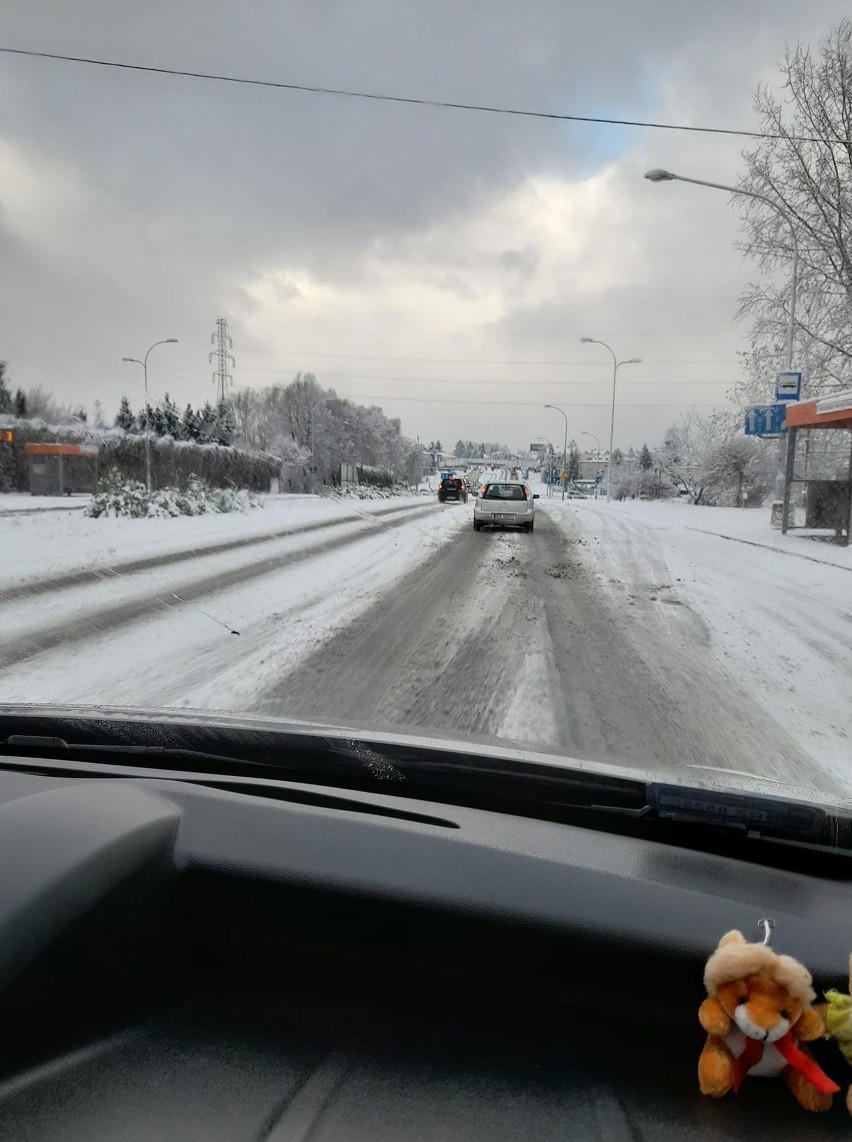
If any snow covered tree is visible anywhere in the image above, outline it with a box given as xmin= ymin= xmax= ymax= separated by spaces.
xmin=160 ymin=394 xmax=182 ymax=439
xmin=660 ymin=409 xmax=742 ymax=504
xmin=141 ymin=403 xmax=163 ymax=435
xmin=182 ymin=403 xmax=200 ymax=441
xmin=115 ymin=396 xmax=135 ymax=432
xmin=567 ymin=441 xmax=581 ymax=480
xmin=639 ymin=443 xmax=653 ymax=470
xmin=215 ymin=401 xmax=236 ymax=446
xmin=735 ymin=20 xmax=852 ymax=403
xmin=704 ymin=436 xmax=773 ymax=506
xmin=13 ymin=388 xmax=26 ymax=417
xmin=0 ymin=364 xmax=12 ymax=414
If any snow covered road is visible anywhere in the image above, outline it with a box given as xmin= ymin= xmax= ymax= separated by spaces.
xmin=1 ymin=492 xmax=848 ymax=794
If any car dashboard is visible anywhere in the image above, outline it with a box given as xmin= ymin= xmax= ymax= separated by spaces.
xmin=1 ymin=738 xmax=852 ymax=1139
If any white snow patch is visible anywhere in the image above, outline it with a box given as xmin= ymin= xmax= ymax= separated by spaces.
xmin=0 ymin=502 xmax=466 ymax=713
xmin=1 ymin=493 xmax=426 ymax=588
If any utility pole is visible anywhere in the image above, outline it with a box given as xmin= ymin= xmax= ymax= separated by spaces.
xmin=210 ymin=318 xmax=235 ymax=405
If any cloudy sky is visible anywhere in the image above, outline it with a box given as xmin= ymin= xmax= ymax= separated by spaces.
xmin=1 ymin=1 xmax=847 ymax=452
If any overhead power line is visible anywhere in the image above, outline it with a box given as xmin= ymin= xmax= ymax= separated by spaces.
xmin=0 ymin=45 xmax=842 ymax=144
xmin=234 ymin=366 xmax=735 ymax=386
xmin=236 ymin=347 xmax=740 ymax=367
xmin=338 ymin=394 xmax=724 ymax=408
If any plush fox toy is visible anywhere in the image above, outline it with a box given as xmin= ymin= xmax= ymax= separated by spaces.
xmin=698 ymin=930 xmax=839 ymax=1112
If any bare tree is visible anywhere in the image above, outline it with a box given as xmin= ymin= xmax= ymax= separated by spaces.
xmin=232 ymin=373 xmax=415 ymax=490
xmin=734 ymin=20 xmax=852 ymax=405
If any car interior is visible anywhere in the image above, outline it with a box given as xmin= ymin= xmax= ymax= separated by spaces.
xmin=1 ymin=710 xmax=852 ymax=1139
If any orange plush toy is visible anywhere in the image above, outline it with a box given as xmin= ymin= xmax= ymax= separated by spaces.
xmin=698 ymin=929 xmax=839 ymax=1112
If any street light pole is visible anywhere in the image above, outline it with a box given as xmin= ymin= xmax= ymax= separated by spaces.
xmin=544 ymin=404 xmax=569 ymax=500
xmin=122 ymin=338 xmax=178 ymax=492
xmin=581 ymin=430 xmax=602 ymax=497
xmin=644 ymin=169 xmax=799 ymax=501
xmin=580 ymin=340 xmax=641 ymax=503
xmin=536 ymin=436 xmax=555 ymax=495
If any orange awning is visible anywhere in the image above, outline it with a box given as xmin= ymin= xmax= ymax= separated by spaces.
xmin=24 ymin=443 xmax=99 ymax=456
xmin=785 ymin=400 xmax=852 ymax=431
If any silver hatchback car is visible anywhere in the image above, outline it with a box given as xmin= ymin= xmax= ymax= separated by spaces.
xmin=473 ymin=481 xmax=539 ymax=532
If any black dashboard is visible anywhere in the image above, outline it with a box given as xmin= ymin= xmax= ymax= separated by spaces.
xmin=1 ymin=747 xmax=851 ymax=1139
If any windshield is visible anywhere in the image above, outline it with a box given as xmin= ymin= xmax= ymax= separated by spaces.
xmin=1 ymin=8 xmax=851 ymax=805
xmin=482 ymin=484 xmax=528 ymax=500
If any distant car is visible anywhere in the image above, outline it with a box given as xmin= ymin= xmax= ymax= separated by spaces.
xmin=438 ymin=477 xmax=468 ymax=504
xmin=473 ymin=481 xmax=539 ymax=532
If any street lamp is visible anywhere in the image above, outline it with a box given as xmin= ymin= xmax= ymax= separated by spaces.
xmin=544 ymin=404 xmax=569 ymax=501
xmin=122 ymin=338 xmax=179 ymax=492
xmin=581 ymin=430 xmax=603 ymax=498
xmin=536 ymin=436 xmax=555 ymax=493
xmin=580 ymin=340 xmax=641 ymax=503
xmin=645 ymin=168 xmax=799 ymax=502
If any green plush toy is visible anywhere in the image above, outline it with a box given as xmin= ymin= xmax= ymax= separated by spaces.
xmin=822 ymin=956 xmax=852 ymax=1113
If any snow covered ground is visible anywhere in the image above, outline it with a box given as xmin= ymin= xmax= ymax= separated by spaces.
xmin=0 ymin=497 xmax=463 ymax=709
xmin=544 ymin=497 xmax=852 ymax=788
xmin=3 ymin=492 xmax=425 ymax=588
xmin=0 ymin=493 xmax=91 ymax=515
xmin=601 ymin=498 xmax=852 ymax=570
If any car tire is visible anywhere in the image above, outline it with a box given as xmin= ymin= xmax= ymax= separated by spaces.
xmin=527 ymin=521 xmax=534 ymax=533
xmin=473 ymin=520 xmax=481 ymax=531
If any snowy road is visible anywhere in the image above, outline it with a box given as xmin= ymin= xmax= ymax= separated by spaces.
xmin=1 ymin=492 xmax=849 ymax=793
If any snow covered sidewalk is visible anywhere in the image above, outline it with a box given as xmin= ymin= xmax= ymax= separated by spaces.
xmin=598 ymin=499 xmax=852 ymax=571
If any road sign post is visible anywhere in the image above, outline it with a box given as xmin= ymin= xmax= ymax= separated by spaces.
xmin=744 ymin=405 xmax=788 ymax=437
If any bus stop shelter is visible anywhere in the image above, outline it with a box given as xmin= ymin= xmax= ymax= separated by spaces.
xmin=24 ymin=442 xmax=99 ymax=496
xmin=782 ymin=393 xmax=852 ymax=543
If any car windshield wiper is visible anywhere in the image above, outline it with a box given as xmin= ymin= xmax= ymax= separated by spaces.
xmin=2 ymin=735 xmax=257 ymax=772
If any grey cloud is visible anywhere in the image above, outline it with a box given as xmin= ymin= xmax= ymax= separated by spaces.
xmin=0 ymin=0 xmax=848 ymax=440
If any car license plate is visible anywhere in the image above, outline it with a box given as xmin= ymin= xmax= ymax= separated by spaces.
xmin=493 ymin=512 xmax=515 ymax=520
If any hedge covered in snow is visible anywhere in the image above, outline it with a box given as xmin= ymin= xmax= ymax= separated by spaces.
xmin=86 ymin=469 xmax=261 ymax=518
xmin=0 ymin=415 xmax=281 ymax=494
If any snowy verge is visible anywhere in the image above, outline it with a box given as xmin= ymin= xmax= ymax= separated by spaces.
xmin=0 ymin=503 xmax=468 ymax=711
xmin=591 ymin=499 xmax=852 ymax=570
xmin=0 ymin=494 xmax=90 ymax=515
xmin=2 ymin=493 xmax=427 ymax=588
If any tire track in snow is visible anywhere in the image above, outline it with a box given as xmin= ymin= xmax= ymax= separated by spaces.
xmin=0 ymin=499 xmax=428 ymax=604
xmin=0 ymin=503 xmax=439 ymax=672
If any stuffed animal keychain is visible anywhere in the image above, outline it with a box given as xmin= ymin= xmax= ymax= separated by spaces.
xmin=821 ymin=953 xmax=852 ymax=1114
xmin=698 ymin=920 xmax=839 ymax=1112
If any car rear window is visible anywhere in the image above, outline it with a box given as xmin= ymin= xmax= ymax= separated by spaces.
xmin=482 ymin=484 xmax=527 ymax=500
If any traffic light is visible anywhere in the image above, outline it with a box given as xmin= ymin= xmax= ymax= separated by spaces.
xmin=1 ymin=428 xmax=14 ymax=444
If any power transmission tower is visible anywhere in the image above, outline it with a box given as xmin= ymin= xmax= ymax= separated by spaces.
xmin=209 ymin=317 xmax=235 ymax=404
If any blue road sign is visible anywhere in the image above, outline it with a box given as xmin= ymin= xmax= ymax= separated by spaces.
xmin=595 ymin=472 xmax=603 ymax=485
xmin=744 ymin=404 xmax=787 ymax=436
xmin=775 ymin=371 xmax=802 ymax=401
